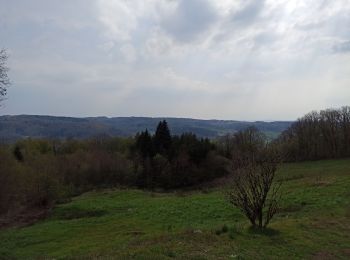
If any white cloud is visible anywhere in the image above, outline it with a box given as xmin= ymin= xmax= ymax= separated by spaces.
xmin=1 ymin=0 xmax=350 ymax=120
xmin=97 ymin=0 xmax=140 ymax=42
xmin=119 ymin=44 xmax=137 ymax=63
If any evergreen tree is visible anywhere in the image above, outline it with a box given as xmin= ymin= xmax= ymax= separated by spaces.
xmin=154 ymin=120 xmax=172 ymax=155
xmin=135 ymin=129 xmax=154 ymax=158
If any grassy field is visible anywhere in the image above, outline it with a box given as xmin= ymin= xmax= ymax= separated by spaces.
xmin=0 ymin=159 xmax=350 ymax=259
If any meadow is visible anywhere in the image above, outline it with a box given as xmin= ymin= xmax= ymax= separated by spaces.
xmin=0 ymin=159 xmax=349 ymax=259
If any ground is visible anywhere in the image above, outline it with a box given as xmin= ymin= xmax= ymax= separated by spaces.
xmin=0 ymin=159 xmax=350 ymax=259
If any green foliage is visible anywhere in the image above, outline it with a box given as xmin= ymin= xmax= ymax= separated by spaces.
xmin=133 ymin=121 xmax=229 ymax=189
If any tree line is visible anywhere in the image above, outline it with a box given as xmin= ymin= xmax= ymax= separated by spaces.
xmin=1 ymin=106 xmax=349 ymax=228
xmin=1 ymin=120 xmax=283 ymax=229
xmin=276 ymin=107 xmax=350 ymax=161
xmin=0 ymin=120 xmax=230 ymax=215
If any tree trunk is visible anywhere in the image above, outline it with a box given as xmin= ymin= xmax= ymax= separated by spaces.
xmin=258 ymin=210 xmax=263 ymax=229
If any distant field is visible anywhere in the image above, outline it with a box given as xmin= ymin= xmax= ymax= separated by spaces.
xmin=1 ymin=159 xmax=349 ymax=259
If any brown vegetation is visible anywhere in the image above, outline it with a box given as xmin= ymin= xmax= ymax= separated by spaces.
xmin=277 ymin=106 xmax=350 ymax=161
xmin=223 ymin=127 xmax=282 ymax=229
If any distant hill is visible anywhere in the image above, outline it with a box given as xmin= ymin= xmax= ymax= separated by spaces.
xmin=0 ymin=115 xmax=292 ymax=142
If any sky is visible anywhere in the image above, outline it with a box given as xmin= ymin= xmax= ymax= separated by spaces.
xmin=0 ymin=0 xmax=350 ymax=120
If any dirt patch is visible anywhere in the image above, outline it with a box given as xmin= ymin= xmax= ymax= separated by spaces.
xmin=282 ymin=173 xmax=305 ymax=182
xmin=280 ymin=203 xmax=306 ymax=213
xmin=196 ymin=173 xmax=235 ymax=189
xmin=52 ymin=207 xmax=107 ymax=220
xmin=309 ymin=176 xmax=334 ymax=187
xmin=310 ymin=218 xmax=350 ymax=230
xmin=341 ymin=249 xmax=350 ymax=258
xmin=124 ymin=231 xmax=145 ymax=236
xmin=0 ymin=207 xmax=51 ymax=229
xmin=310 ymin=251 xmax=335 ymax=260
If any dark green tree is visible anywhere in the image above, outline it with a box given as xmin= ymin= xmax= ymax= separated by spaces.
xmin=135 ymin=129 xmax=154 ymax=158
xmin=154 ymin=120 xmax=172 ymax=156
xmin=177 ymin=133 xmax=212 ymax=164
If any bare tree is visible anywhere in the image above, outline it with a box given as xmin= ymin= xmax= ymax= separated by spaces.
xmin=0 ymin=49 xmax=10 ymax=104
xmin=227 ymin=148 xmax=282 ymax=229
xmin=277 ymin=107 xmax=350 ymax=161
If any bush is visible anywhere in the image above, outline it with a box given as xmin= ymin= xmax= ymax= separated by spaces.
xmin=227 ymin=159 xmax=281 ymax=229
xmin=224 ymin=127 xmax=282 ymax=229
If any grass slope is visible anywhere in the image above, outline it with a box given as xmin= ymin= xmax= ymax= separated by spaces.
xmin=1 ymin=159 xmax=350 ymax=259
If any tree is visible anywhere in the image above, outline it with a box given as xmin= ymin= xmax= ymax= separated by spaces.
xmin=227 ymin=149 xmax=281 ymax=229
xmin=0 ymin=49 xmax=10 ymax=104
xmin=222 ymin=126 xmax=267 ymax=168
xmin=135 ymin=130 xmax=154 ymax=158
xmin=154 ymin=120 xmax=172 ymax=155
xmin=277 ymin=107 xmax=350 ymax=161
xmin=226 ymin=127 xmax=282 ymax=229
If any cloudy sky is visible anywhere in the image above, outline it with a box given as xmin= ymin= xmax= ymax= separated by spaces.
xmin=1 ymin=0 xmax=349 ymax=120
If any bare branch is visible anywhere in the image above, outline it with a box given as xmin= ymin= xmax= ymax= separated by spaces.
xmin=0 ymin=48 xmax=10 ymax=104
xmin=226 ymin=128 xmax=282 ymax=229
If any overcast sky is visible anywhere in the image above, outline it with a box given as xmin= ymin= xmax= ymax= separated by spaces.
xmin=1 ymin=0 xmax=349 ymax=120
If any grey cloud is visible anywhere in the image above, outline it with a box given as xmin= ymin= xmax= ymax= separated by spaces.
xmin=295 ymin=21 xmax=325 ymax=31
xmin=0 ymin=0 xmax=97 ymax=29
xmin=332 ymin=41 xmax=350 ymax=53
xmin=161 ymin=0 xmax=218 ymax=42
xmin=253 ymin=32 xmax=280 ymax=48
xmin=211 ymin=0 xmax=268 ymax=47
xmin=231 ymin=0 xmax=265 ymax=26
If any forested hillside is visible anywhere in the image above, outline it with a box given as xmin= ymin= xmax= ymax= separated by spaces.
xmin=0 ymin=115 xmax=292 ymax=142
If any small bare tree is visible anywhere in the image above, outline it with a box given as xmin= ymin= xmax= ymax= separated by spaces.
xmin=0 ymin=49 xmax=10 ymax=104
xmin=227 ymin=148 xmax=282 ymax=229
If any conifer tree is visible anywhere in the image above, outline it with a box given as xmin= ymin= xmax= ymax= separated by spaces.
xmin=136 ymin=129 xmax=154 ymax=158
xmin=154 ymin=120 xmax=172 ymax=155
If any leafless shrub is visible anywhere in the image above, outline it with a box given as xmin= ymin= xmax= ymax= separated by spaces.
xmin=227 ymin=152 xmax=282 ymax=229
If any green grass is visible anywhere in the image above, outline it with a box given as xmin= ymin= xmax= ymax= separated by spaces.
xmin=1 ymin=159 xmax=350 ymax=259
